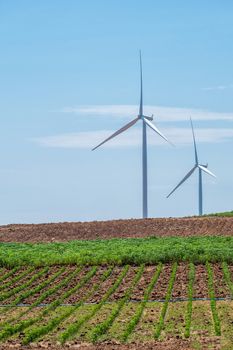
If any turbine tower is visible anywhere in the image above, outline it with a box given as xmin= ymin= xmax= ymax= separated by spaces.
xmin=92 ymin=51 xmax=171 ymax=218
xmin=167 ymin=118 xmax=216 ymax=216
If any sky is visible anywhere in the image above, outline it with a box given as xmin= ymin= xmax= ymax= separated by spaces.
xmin=0 ymin=0 xmax=233 ymax=224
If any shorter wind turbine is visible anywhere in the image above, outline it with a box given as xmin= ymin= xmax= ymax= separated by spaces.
xmin=167 ymin=118 xmax=216 ymax=216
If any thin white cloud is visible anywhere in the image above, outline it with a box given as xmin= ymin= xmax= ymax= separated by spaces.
xmin=33 ymin=127 xmax=233 ymax=149
xmin=202 ymin=84 xmax=233 ymax=91
xmin=60 ymin=105 xmax=233 ymax=121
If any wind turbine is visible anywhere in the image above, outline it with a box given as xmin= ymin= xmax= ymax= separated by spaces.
xmin=92 ymin=51 xmax=171 ymax=218
xmin=167 ymin=118 xmax=216 ymax=216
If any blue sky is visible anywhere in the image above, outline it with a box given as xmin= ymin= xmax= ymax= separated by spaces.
xmin=0 ymin=1 xmax=233 ymax=224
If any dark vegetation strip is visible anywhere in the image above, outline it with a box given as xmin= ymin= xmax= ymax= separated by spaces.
xmin=206 ymin=262 xmax=221 ymax=336
xmin=0 ymin=267 xmax=34 ymax=292
xmin=3 ymin=237 xmax=233 ymax=266
xmin=0 ymin=266 xmax=66 ymax=328
xmin=59 ymin=265 xmax=129 ymax=344
xmin=0 ymin=266 xmax=82 ymax=341
xmin=0 ymin=268 xmax=46 ymax=302
xmin=121 ymin=263 xmax=162 ymax=342
xmin=184 ymin=263 xmax=195 ymax=338
xmin=23 ymin=266 xmax=98 ymax=344
xmin=0 ymin=267 xmax=20 ymax=284
xmin=154 ymin=262 xmax=177 ymax=339
xmin=205 ymin=211 xmax=233 ymax=217
xmin=90 ymin=265 xmax=145 ymax=342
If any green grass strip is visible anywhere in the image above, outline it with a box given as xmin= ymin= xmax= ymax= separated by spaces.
xmin=0 ymin=267 xmax=47 ymax=302
xmin=121 ymin=263 xmax=162 ymax=342
xmin=3 ymin=236 xmax=233 ymax=266
xmin=184 ymin=262 xmax=195 ymax=338
xmin=0 ymin=266 xmax=34 ymax=293
xmin=154 ymin=262 xmax=177 ymax=339
xmin=204 ymin=211 xmax=233 ymax=217
xmin=0 ymin=266 xmax=66 ymax=328
xmin=90 ymin=264 xmax=145 ymax=343
xmin=222 ymin=262 xmax=233 ymax=296
xmin=59 ymin=265 xmax=129 ymax=344
xmin=23 ymin=266 xmax=98 ymax=344
xmin=0 ymin=267 xmax=20 ymax=284
xmin=0 ymin=266 xmax=82 ymax=341
xmin=206 ymin=262 xmax=221 ymax=336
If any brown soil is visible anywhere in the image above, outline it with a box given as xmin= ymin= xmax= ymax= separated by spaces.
xmin=109 ymin=267 xmax=138 ymax=301
xmin=150 ymin=264 xmax=172 ymax=300
xmin=0 ymin=339 xmax=195 ymax=350
xmin=171 ymin=263 xmax=188 ymax=299
xmin=130 ymin=266 xmax=155 ymax=301
xmin=1 ymin=217 xmax=233 ymax=243
xmin=212 ymin=263 xmax=230 ymax=298
xmin=193 ymin=265 xmax=209 ymax=299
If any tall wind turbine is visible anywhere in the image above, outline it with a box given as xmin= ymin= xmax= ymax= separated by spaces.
xmin=167 ymin=118 xmax=216 ymax=216
xmin=92 ymin=51 xmax=171 ymax=218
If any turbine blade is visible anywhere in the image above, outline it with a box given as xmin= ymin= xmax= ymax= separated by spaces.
xmin=167 ymin=166 xmax=197 ymax=198
xmin=92 ymin=117 xmax=139 ymax=151
xmin=139 ymin=50 xmax=143 ymax=116
xmin=143 ymin=117 xmax=173 ymax=145
xmin=198 ymin=165 xmax=216 ymax=178
xmin=190 ymin=117 xmax=198 ymax=164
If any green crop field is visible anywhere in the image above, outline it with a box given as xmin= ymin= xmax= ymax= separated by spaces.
xmin=1 ymin=236 xmax=233 ymax=267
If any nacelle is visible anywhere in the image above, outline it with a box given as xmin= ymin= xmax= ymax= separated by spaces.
xmin=143 ymin=114 xmax=153 ymax=121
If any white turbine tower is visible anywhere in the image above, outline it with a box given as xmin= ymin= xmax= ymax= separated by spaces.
xmin=92 ymin=52 xmax=171 ymax=218
xmin=167 ymin=118 xmax=216 ymax=216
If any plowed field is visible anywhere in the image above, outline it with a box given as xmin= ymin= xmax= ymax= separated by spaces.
xmin=0 ymin=216 xmax=233 ymax=243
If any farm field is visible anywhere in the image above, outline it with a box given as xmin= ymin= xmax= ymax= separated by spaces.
xmin=0 ymin=262 xmax=232 ymax=349
xmin=0 ymin=217 xmax=233 ymax=349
